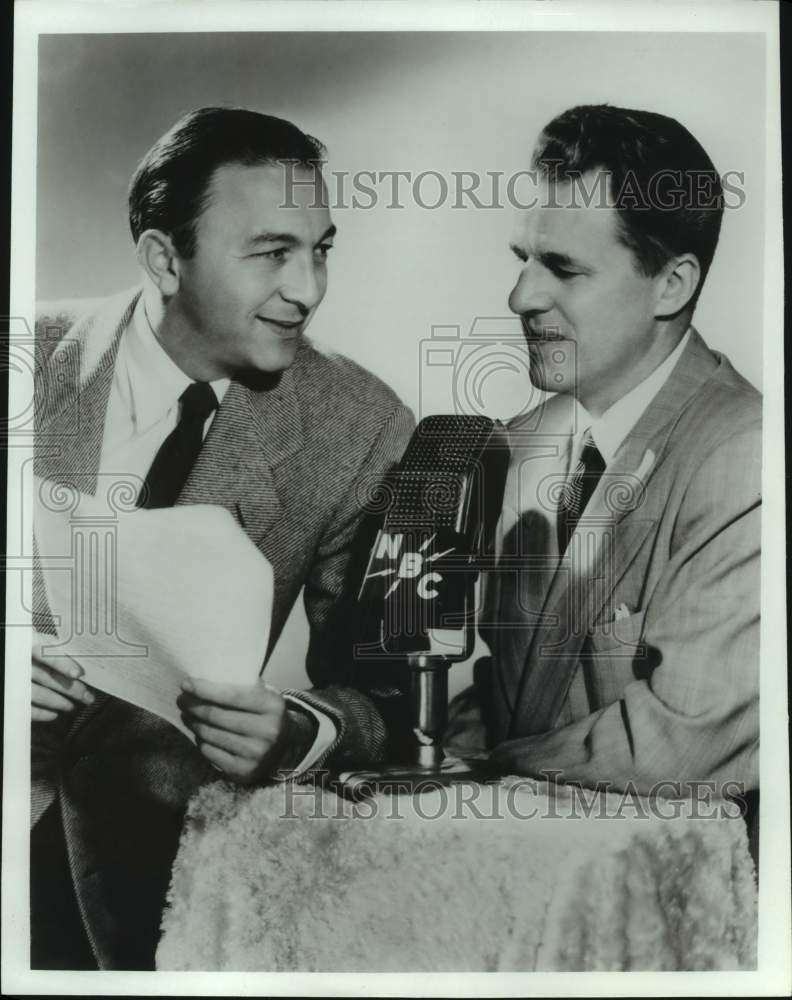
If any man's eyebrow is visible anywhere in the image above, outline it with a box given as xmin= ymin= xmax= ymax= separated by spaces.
xmin=248 ymin=232 xmax=299 ymax=247
xmin=510 ymin=242 xmax=589 ymax=271
xmin=247 ymin=223 xmax=337 ymax=248
xmin=539 ymin=250 xmax=583 ymax=270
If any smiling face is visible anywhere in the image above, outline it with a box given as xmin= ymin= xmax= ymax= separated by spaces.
xmin=167 ymin=161 xmax=334 ymax=379
xmin=508 ymin=173 xmax=671 ymax=416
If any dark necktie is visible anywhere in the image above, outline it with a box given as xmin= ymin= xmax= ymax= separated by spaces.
xmin=137 ymin=381 xmax=219 ymax=509
xmin=557 ymin=431 xmax=606 ymax=553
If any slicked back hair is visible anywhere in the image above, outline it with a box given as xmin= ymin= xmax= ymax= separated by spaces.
xmin=532 ymin=104 xmax=723 ymax=311
xmin=128 ymin=106 xmax=326 ymax=258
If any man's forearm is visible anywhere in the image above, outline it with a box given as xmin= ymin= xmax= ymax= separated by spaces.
xmin=492 ymin=684 xmax=759 ymax=797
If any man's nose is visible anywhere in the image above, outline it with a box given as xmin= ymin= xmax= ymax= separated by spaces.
xmin=508 ymin=261 xmax=554 ymax=317
xmin=280 ymin=254 xmax=324 ymax=314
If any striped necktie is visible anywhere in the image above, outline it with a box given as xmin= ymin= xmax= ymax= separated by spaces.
xmin=557 ymin=430 xmax=606 ymax=553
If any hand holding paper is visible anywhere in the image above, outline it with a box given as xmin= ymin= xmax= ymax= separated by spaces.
xmin=177 ymin=676 xmax=289 ymax=783
xmin=31 ymin=630 xmax=95 ymax=722
xmin=33 ymin=477 xmax=275 ymax=745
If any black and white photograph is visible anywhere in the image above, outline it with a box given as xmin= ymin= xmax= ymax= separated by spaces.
xmin=3 ymin=0 xmax=789 ymax=996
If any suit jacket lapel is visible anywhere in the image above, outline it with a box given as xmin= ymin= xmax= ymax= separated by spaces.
xmin=488 ymin=394 xmax=574 ymax=714
xmin=508 ymin=329 xmax=719 ymax=738
xmin=34 ymin=289 xmax=140 ymax=494
xmin=177 ymin=352 xmax=305 ymax=546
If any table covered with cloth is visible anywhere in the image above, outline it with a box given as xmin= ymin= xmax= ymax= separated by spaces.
xmin=156 ymin=777 xmax=757 ymax=972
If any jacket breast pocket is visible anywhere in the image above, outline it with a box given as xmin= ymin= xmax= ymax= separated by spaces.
xmin=583 ymin=611 xmax=651 ymax=707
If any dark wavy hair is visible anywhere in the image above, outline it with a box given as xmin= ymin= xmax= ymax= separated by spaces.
xmin=128 ymin=106 xmax=325 ymax=257
xmin=532 ymin=104 xmax=723 ymax=310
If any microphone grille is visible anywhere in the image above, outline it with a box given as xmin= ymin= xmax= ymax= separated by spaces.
xmin=387 ymin=415 xmax=496 ymax=528
xmin=399 ymin=415 xmax=495 ymax=471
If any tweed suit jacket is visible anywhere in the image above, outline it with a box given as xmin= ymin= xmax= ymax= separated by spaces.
xmin=445 ymin=329 xmax=761 ymax=796
xmin=31 ymin=287 xmax=414 ymax=966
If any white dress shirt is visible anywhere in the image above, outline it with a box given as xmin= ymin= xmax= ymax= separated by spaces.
xmin=99 ymin=298 xmax=335 ymax=776
xmin=496 ymin=329 xmax=691 ymax=569
xmin=98 ymin=298 xmax=230 ymax=483
xmin=566 ymin=329 xmax=691 ymax=473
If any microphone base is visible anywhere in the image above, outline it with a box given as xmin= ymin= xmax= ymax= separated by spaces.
xmin=331 ymin=754 xmax=501 ymax=800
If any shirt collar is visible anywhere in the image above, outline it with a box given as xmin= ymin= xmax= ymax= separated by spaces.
xmin=125 ymin=297 xmax=231 ymax=432
xmin=575 ymin=328 xmax=691 ymax=466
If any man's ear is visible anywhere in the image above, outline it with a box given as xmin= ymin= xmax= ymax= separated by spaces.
xmin=654 ymin=253 xmax=701 ymax=318
xmin=136 ymin=229 xmax=181 ymax=297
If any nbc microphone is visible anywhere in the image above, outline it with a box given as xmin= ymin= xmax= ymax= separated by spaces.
xmin=356 ymin=415 xmax=510 ymax=772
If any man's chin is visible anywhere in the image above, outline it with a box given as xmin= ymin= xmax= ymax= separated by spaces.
xmin=255 ymin=339 xmax=301 ymax=372
xmin=231 ymin=344 xmax=300 ymax=387
xmin=527 ymin=346 xmax=574 ymax=395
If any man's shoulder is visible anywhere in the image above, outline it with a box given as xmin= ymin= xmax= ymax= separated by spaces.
xmin=35 ymin=288 xmax=140 ymax=367
xmin=660 ymin=345 xmax=762 ymax=520
xmin=34 ymin=300 xmax=90 ymax=376
xmin=292 ymin=337 xmax=410 ymax=425
xmin=35 ymin=297 xmax=97 ymax=336
xmin=679 ymin=348 xmax=762 ymax=450
xmin=275 ymin=339 xmax=414 ymax=480
xmin=34 ymin=298 xmax=94 ymax=366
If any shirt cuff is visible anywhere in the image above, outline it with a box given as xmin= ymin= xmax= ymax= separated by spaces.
xmin=279 ymin=694 xmax=338 ymax=780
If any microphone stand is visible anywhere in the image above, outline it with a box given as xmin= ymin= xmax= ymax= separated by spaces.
xmin=409 ymin=654 xmax=448 ymax=770
xmin=331 ymin=414 xmax=511 ymax=798
xmin=332 ymin=626 xmax=500 ymax=799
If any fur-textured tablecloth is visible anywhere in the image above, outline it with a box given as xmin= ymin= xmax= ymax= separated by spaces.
xmin=156 ymin=778 xmax=757 ymax=971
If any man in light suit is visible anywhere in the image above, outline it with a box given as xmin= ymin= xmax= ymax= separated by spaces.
xmin=445 ymin=105 xmax=760 ymax=809
xmin=286 ymin=105 xmax=759 ymax=820
xmin=31 ymin=107 xmax=413 ymax=969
